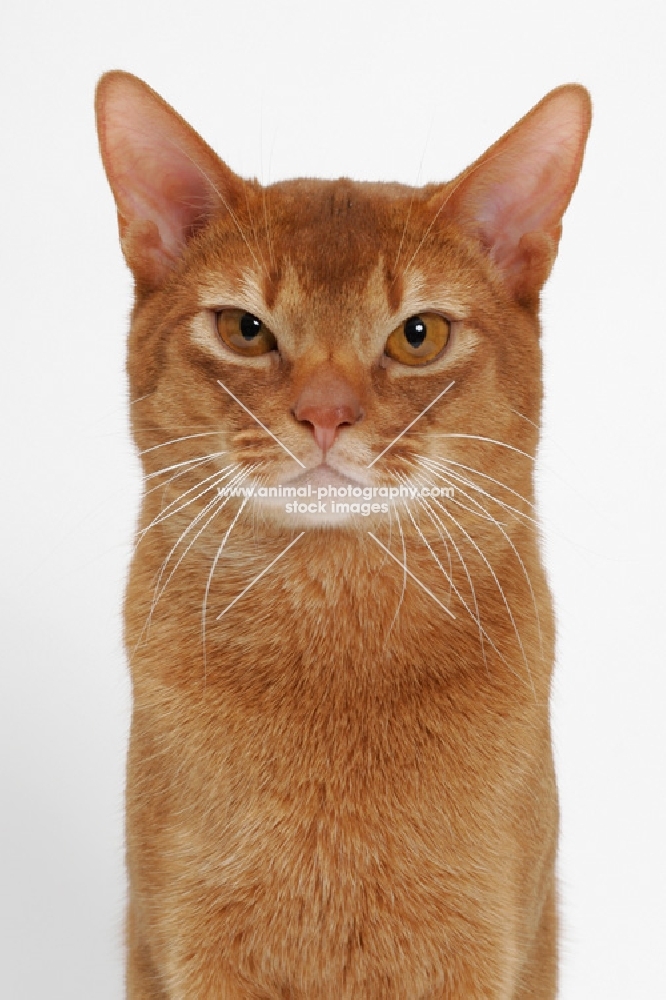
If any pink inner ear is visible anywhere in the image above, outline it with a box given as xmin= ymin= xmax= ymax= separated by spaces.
xmin=97 ymin=76 xmax=224 ymax=266
xmin=451 ymin=87 xmax=591 ymax=280
xmin=112 ymin=129 xmax=218 ymax=260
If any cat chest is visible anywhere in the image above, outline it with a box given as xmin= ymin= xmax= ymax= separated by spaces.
xmin=157 ymin=784 xmax=506 ymax=998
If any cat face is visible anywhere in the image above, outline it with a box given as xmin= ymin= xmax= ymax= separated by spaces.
xmin=131 ymin=176 xmax=537 ymax=534
xmin=96 ymin=73 xmax=589 ymax=554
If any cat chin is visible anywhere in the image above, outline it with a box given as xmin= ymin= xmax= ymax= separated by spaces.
xmin=273 ymin=506 xmax=389 ymax=528
xmin=258 ymin=505 xmax=389 ymax=530
xmin=245 ymin=464 xmax=389 ymax=528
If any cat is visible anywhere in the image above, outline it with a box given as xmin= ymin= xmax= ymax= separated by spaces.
xmin=95 ymin=71 xmax=590 ymax=999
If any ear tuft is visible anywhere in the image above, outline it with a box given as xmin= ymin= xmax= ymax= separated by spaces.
xmin=95 ymin=71 xmax=244 ymax=291
xmin=442 ymin=85 xmax=591 ymax=305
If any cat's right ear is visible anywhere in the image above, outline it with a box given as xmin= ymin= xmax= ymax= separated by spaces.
xmin=95 ymin=71 xmax=244 ymax=292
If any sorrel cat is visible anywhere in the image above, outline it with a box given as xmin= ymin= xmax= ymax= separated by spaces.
xmin=95 ymin=71 xmax=590 ymax=999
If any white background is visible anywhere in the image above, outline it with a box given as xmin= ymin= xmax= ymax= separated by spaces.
xmin=1 ymin=1 xmax=664 ymax=997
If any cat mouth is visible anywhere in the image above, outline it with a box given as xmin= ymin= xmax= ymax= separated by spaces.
xmin=281 ymin=463 xmax=371 ymax=492
xmin=247 ymin=462 xmax=385 ymax=527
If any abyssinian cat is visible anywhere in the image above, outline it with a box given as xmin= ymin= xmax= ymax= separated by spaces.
xmin=95 ymin=71 xmax=590 ymax=999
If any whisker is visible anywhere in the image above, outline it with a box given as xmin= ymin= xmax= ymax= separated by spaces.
xmin=369 ymin=497 xmax=398 ymax=587
xmin=139 ymin=431 xmax=222 ymax=456
xmin=141 ymin=465 xmax=259 ymax=647
xmin=136 ymin=464 xmax=242 ymax=546
xmin=510 ymin=407 xmax=539 ymax=430
xmin=145 ymin=451 xmax=228 ymax=482
xmin=151 ymin=493 xmax=226 ymax=612
xmin=429 ymin=433 xmax=534 ymax=461
xmin=430 ymin=494 xmax=536 ymax=698
xmin=392 ymin=192 xmax=415 ymax=277
xmin=416 ymin=454 xmax=535 ymax=509
xmin=407 ymin=468 xmax=508 ymax=659
xmin=145 ymin=456 xmax=230 ymax=517
xmin=418 ymin=458 xmax=536 ymax=525
xmin=416 ymin=464 xmax=544 ymax=658
xmin=394 ymin=472 xmax=453 ymax=601
xmin=393 ymin=472 xmax=454 ymax=615
xmin=436 ymin=469 xmax=537 ymax=524
xmin=129 ymin=392 xmax=155 ymax=406
xmin=408 ymin=482 xmax=488 ymax=670
xmin=392 ymin=114 xmax=434 ymax=276
xmin=202 ymin=495 xmax=251 ymax=685
xmin=414 ymin=463 xmax=499 ymax=523
xmin=262 ymin=182 xmax=276 ymax=272
xmin=369 ymin=526 xmax=456 ymax=623
xmin=131 ymin=491 xmax=223 ymax=659
xmin=385 ymin=503 xmax=409 ymax=638
xmin=243 ymin=183 xmax=270 ymax=277
xmin=399 ymin=463 xmax=535 ymax=692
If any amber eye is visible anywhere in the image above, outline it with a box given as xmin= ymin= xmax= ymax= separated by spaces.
xmin=216 ymin=309 xmax=277 ymax=357
xmin=385 ymin=313 xmax=451 ymax=366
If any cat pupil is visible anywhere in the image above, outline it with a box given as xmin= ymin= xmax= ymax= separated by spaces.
xmin=240 ymin=313 xmax=262 ymax=340
xmin=404 ymin=315 xmax=427 ymax=348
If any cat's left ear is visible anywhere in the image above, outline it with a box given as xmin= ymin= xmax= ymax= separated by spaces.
xmin=441 ymin=85 xmax=591 ymax=306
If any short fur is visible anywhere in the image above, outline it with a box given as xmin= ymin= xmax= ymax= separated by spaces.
xmin=96 ymin=72 xmax=591 ymax=999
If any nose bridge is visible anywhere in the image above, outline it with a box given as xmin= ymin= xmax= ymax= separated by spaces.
xmin=291 ymin=349 xmax=366 ymax=406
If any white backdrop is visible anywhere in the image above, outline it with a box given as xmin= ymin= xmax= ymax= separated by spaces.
xmin=1 ymin=1 xmax=664 ymax=997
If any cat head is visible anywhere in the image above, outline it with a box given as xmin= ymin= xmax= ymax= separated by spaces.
xmin=95 ymin=73 xmax=590 ymax=539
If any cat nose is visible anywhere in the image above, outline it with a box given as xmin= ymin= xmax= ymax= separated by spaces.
xmin=292 ymin=373 xmax=362 ymax=453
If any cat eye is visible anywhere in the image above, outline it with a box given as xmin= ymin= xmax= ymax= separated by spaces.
xmin=215 ymin=309 xmax=277 ymax=357
xmin=385 ymin=313 xmax=451 ymax=366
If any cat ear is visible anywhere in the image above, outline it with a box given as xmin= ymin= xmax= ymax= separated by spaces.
xmin=441 ymin=85 xmax=591 ymax=305
xmin=95 ymin=71 xmax=244 ymax=291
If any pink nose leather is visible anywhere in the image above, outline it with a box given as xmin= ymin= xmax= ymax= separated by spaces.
xmin=293 ymin=373 xmax=362 ymax=453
